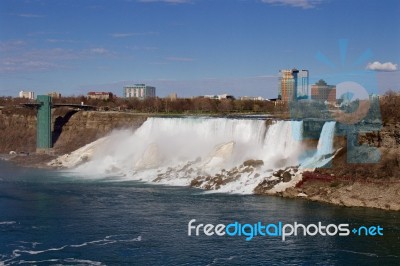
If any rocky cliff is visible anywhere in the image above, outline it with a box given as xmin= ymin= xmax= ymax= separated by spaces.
xmin=0 ymin=109 xmax=36 ymax=153
xmin=51 ymin=109 xmax=147 ymax=154
xmin=0 ymin=108 xmax=147 ymax=155
xmin=290 ymin=121 xmax=400 ymax=211
xmin=318 ymin=121 xmax=400 ymax=179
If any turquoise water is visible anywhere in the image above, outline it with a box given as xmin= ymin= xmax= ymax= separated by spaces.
xmin=0 ymin=160 xmax=399 ymax=265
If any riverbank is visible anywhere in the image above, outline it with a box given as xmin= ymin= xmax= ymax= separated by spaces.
xmin=1 ymin=111 xmax=398 ymax=212
xmin=2 ymin=152 xmax=399 ymax=211
xmin=4 ymin=153 xmax=399 ymax=211
xmin=283 ymin=176 xmax=400 ymax=211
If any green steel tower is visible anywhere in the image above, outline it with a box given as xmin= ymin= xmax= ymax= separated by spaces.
xmin=36 ymin=95 xmax=52 ymax=152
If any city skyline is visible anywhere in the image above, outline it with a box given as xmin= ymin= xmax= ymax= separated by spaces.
xmin=1 ymin=0 xmax=399 ymax=98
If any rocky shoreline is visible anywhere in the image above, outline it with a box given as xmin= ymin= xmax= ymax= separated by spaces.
xmin=1 ymin=109 xmax=399 ymax=212
xmin=284 ymin=177 xmax=400 ymax=211
xmin=2 ymin=152 xmax=399 ymax=211
xmin=187 ymin=161 xmax=400 ymax=211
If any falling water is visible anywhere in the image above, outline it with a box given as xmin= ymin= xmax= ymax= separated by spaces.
xmin=52 ymin=118 xmax=337 ymax=193
xmin=301 ymin=121 xmax=336 ymax=168
xmin=316 ymin=121 xmax=336 ymax=156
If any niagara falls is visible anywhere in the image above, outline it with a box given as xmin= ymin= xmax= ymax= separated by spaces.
xmin=49 ymin=117 xmax=337 ymax=194
xmin=1 ymin=0 xmax=400 ymax=264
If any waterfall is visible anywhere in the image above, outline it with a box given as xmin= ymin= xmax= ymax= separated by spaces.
xmin=316 ymin=121 xmax=336 ymax=157
xmin=301 ymin=121 xmax=336 ymax=168
xmin=262 ymin=121 xmax=303 ymax=167
xmin=70 ymin=117 xmax=268 ymax=175
xmin=53 ymin=117 xmax=337 ymax=194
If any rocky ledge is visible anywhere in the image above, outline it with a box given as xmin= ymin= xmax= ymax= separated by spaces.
xmin=282 ymin=172 xmax=400 ymax=211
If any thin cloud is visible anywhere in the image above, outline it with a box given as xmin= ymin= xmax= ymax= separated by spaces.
xmin=0 ymin=58 xmax=61 ymax=73
xmin=148 ymin=62 xmax=169 ymax=65
xmin=366 ymin=61 xmax=398 ymax=72
xmin=46 ymin=39 xmax=79 ymax=43
xmin=165 ymin=57 xmax=194 ymax=62
xmin=0 ymin=47 xmax=114 ymax=74
xmin=130 ymin=46 xmax=159 ymax=50
xmin=0 ymin=40 xmax=26 ymax=52
xmin=16 ymin=13 xmax=44 ymax=18
xmin=89 ymin=48 xmax=109 ymax=55
xmin=260 ymin=0 xmax=324 ymax=9
xmin=138 ymin=0 xmax=192 ymax=4
xmin=251 ymin=74 xmax=278 ymax=78
xmin=110 ymin=32 xmax=158 ymax=38
xmin=27 ymin=31 xmax=64 ymax=36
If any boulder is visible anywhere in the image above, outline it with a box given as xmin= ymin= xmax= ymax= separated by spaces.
xmin=282 ymin=171 xmax=292 ymax=182
xmin=243 ymin=159 xmax=264 ymax=168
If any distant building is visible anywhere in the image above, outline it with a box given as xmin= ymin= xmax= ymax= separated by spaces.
xmin=297 ymin=70 xmax=309 ymax=99
xmin=48 ymin=92 xmax=62 ymax=98
xmin=369 ymin=94 xmax=380 ymax=101
xmin=279 ymin=69 xmax=298 ymax=102
xmin=204 ymin=94 xmax=234 ymax=100
xmin=240 ymin=96 xmax=265 ymax=101
xmin=124 ymin=84 xmax=156 ymax=99
xmin=87 ymin=92 xmax=114 ymax=100
xmin=167 ymin=92 xmax=178 ymax=101
xmin=19 ymin=91 xmax=35 ymax=99
xmin=278 ymin=68 xmax=309 ymax=101
xmin=311 ymin=79 xmax=336 ymax=103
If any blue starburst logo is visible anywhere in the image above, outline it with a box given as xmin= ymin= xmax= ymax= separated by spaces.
xmin=314 ymin=39 xmax=382 ymax=164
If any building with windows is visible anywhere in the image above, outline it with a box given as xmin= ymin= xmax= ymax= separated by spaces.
xmin=240 ymin=96 xmax=265 ymax=101
xmin=87 ymin=92 xmax=114 ymax=100
xmin=204 ymin=94 xmax=235 ymax=100
xmin=279 ymin=69 xmax=298 ymax=102
xmin=311 ymin=79 xmax=336 ymax=103
xmin=297 ymin=70 xmax=309 ymax=99
xmin=123 ymin=84 xmax=156 ymax=99
xmin=278 ymin=69 xmax=309 ymax=101
xmin=19 ymin=91 xmax=35 ymax=99
xmin=48 ymin=92 xmax=62 ymax=98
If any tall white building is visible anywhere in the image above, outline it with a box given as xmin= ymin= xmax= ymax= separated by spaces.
xmin=123 ymin=84 xmax=156 ymax=99
xmin=19 ymin=91 xmax=35 ymax=99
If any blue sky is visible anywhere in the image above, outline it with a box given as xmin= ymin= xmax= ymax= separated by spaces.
xmin=1 ymin=0 xmax=399 ymax=98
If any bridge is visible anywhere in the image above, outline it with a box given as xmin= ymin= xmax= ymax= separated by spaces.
xmin=21 ymin=95 xmax=96 ymax=154
xmin=22 ymin=102 xmax=96 ymax=110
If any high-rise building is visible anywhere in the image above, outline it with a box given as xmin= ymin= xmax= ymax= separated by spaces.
xmin=311 ymin=79 xmax=336 ymax=103
xmin=297 ymin=70 xmax=309 ymax=99
xmin=19 ymin=91 xmax=35 ymax=99
xmin=279 ymin=69 xmax=298 ymax=101
xmin=123 ymin=84 xmax=156 ymax=99
xmin=278 ymin=69 xmax=309 ymax=101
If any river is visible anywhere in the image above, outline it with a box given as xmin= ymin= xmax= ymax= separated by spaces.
xmin=0 ymin=160 xmax=399 ymax=265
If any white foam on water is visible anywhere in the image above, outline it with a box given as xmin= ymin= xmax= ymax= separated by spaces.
xmin=0 ymin=221 xmax=16 ymax=225
xmin=1 ymin=235 xmax=141 ymax=265
xmin=16 ymin=258 xmax=105 ymax=265
xmin=51 ymin=118 xmax=337 ymax=194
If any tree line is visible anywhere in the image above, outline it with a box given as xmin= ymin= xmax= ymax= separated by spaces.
xmin=1 ymin=92 xmax=399 ymax=121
